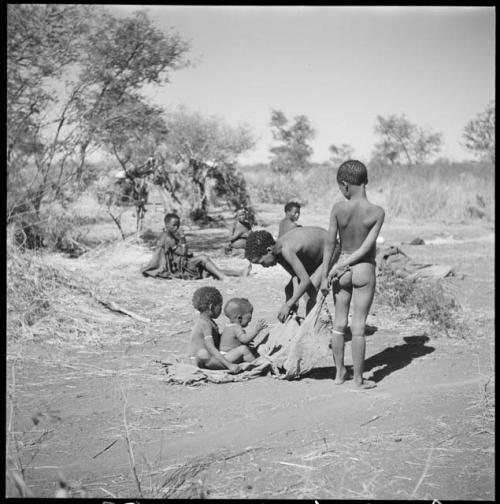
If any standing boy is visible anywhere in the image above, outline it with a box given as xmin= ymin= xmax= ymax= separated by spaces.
xmin=320 ymin=160 xmax=385 ymax=390
xmin=245 ymin=227 xmax=339 ymax=322
xmin=278 ymin=201 xmax=301 ymax=237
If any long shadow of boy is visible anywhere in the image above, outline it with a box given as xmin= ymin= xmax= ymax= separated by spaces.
xmin=305 ymin=334 xmax=435 ymax=383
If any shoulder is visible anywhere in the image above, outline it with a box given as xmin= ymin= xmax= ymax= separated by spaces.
xmin=369 ymin=203 xmax=385 ymax=219
xmin=159 ymin=233 xmax=176 ymax=248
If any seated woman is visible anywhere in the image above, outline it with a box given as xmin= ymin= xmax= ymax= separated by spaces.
xmin=142 ymin=213 xmax=250 ymax=280
xmin=224 ymin=208 xmax=252 ymax=255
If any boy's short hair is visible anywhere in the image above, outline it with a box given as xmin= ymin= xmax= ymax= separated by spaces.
xmin=245 ymin=230 xmax=275 ymax=261
xmin=284 ymin=201 xmax=301 ymax=213
xmin=192 ymin=286 xmax=223 ymax=312
xmin=164 ymin=212 xmax=180 ymax=225
xmin=337 ymin=160 xmax=368 ymax=185
xmin=224 ymin=298 xmax=253 ymax=319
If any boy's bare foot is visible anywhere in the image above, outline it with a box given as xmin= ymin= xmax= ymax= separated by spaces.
xmin=352 ymin=379 xmax=376 ymax=390
xmin=334 ymin=366 xmax=347 ymax=385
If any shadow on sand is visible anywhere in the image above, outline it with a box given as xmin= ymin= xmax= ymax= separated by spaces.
xmin=304 ymin=335 xmax=435 ymax=383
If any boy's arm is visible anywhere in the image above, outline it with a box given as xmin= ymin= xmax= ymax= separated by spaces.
xmin=320 ymin=206 xmax=339 ymax=293
xmin=277 ymin=247 xmax=315 ymax=322
xmin=229 ymin=225 xmax=247 ymax=243
xmin=237 ymin=320 xmax=268 ymax=344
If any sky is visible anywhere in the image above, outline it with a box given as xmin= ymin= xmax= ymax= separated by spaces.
xmin=105 ymin=5 xmax=495 ymax=164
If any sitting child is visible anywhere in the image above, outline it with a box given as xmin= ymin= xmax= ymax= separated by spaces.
xmin=189 ymin=286 xmax=244 ymax=372
xmin=219 ymin=298 xmax=269 ymax=356
xmin=278 ymin=201 xmax=301 ymax=237
xmin=142 ymin=213 xmax=250 ymax=280
xmin=225 ymin=208 xmax=253 ymax=254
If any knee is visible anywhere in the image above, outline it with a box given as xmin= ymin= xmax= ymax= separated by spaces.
xmin=350 ymin=322 xmax=366 ymax=338
xmin=332 ymin=321 xmax=348 ymax=334
xmin=197 ymin=255 xmax=208 ymax=264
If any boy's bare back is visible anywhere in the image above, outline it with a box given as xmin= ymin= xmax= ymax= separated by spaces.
xmin=189 ymin=318 xmax=219 ymax=357
xmin=333 ymin=200 xmax=384 ymax=262
xmin=276 ymin=226 xmax=327 ymax=274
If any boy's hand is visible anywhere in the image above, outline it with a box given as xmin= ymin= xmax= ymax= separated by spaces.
xmin=320 ymin=277 xmax=330 ymax=296
xmin=255 ymin=319 xmax=269 ymax=332
xmin=277 ymin=303 xmax=293 ymax=323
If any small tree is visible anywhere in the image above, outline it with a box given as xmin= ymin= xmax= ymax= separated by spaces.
xmin=269 ymin=110 xmax=315 ymax=174
xmin=328 ymin=143 xmax=354 ymax=166
xmin=373 ymin=114 xmax=442 ymax=165
xmin=155 ymin=107 xmax=257 ymax=222
xmin=462 ymin=101 xmax=495 ymax=163
xmin=7 ymin=5 xmax=190 ymax=245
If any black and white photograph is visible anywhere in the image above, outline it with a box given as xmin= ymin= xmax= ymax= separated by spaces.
xmin=6 ymin=4 xmax=495 ymax=499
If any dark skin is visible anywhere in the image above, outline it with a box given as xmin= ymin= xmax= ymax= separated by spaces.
xmin=251 ymin=226 xmax=328 ymax=322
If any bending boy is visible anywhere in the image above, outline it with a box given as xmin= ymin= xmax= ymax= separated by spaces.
xmin=320 ymin=160 xmax=385 ymax=390
xmin=245 ymin=227 xmax=339 ymax=322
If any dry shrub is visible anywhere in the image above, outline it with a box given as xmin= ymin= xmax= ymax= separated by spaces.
xmin=7 ymin=241 xmax=95 ymax=342
xmin=5 ymin=239 xmax=134 ymax=345
xmin=376 ymin=273 xmax=466 ymax=338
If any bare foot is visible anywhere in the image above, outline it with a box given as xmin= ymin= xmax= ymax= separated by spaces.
xmin=334 ymin=366 xmax=347 ymax=385
xmin=352 ymin=379 xmax=376 ymax=390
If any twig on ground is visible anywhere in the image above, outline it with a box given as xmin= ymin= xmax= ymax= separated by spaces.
xmin=121 ymin=387 xmax=143 ymax=498
xmin=92 ymin=439 xmax=119 ymax=459
xmin=277 ymin=461 xmax=316 ymax=470
xmin=410 ymin=444 xmax=435 ymax=499
xmin=97 ymin=298 xmax=151 ymax=323
xmin=360 ymin=415 xmax=380 ymax=427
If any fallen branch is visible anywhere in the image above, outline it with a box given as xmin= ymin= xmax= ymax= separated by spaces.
xmin=92 ymin=439 xmax=119 ymax=459
xmin=97 ymin=298 xmax=151 ymax=323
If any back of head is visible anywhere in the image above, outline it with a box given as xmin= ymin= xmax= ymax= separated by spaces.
xmin=284 ymin=201 xmax=301 ymax=213
xmin=245 ymin=230 xmax=275 ymax=261
xmin=224 ymin=298 xmax=253 ymax=320
xmin=336 ymin=160 xmax=368 ymax=185
xmin=192 ymin=286 xmax=223 ymax=312
xmin=164 ymin=212 xmax=180 ymax=225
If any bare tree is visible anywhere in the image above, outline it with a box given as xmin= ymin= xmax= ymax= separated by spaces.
xmin=373 ymin=114 xmax=442 ymax=166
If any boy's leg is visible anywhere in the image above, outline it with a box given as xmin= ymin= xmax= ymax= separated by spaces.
xmin=194 ymin=255 xmax=250 ymax=280
xmin=350 ymin=263 xmax=376 ymax=389
xmin=223 ymin=345 xmax=256 ymax=363
xmin=332 ymin=281 xmax=352 ymax=384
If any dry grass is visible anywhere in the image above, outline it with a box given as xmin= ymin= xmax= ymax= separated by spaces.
xmin=375 ymin=274 xmax=468 ymax=338
xmin=242 ymin=161 xmax=494 ymax=223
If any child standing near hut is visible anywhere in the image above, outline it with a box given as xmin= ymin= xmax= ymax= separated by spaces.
xmin=320 ymin=160 xmax=385 ymax=390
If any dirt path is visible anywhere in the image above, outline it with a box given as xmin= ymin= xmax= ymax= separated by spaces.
xmin=6 ymin=205 xmax=494 ymax=499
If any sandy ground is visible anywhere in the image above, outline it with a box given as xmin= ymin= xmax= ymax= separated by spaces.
xmin=6 ymin=203 xmax=495 ymax=499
